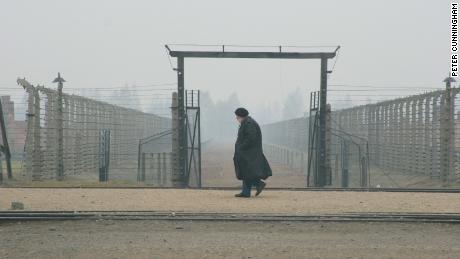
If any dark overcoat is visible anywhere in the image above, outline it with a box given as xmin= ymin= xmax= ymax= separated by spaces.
xmin=233 ymin=116 xmax=272 ymax=181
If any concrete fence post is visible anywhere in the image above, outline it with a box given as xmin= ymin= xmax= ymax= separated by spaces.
xmin=424 ymin=96 xmax=432 ymax=176
xmin=440 ymin=77 xmax=456 ymax=185
xmin=53 ymin=73 xmax=65 ymax=180
xmin=416 ymin=97 xmax=423 ymax=175
xmin=171 ymin=92 xmax=182 ymax=187
xmin=24 ymin=83 xmax=35 ymax=177
xmin=410 ymin=99 xmax=417 ymax=174
xmin=432 ymin=95 xmax=441 ymax=178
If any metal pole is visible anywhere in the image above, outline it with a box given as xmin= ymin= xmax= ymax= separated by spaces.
xmin=171 ymin=92 xmax=181 ymax=186
xmin=177 ymin=57 xmax=186 ymax=187
xmin=341 ymin=140 xmax=349 ymax=187
xmin=318 ymin=57 xmax=328 ymax=187
xmin=137 ymin=139 xmax=142 ymax=182
xmin=197 ymin=90 xmax=202 ymax=188
xmin=162 ymin=152 xmax=167 ymax=186
xmin=367 ymin=141 xmax=370 ymax=187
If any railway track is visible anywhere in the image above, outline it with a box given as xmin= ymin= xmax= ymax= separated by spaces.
xmin=1 ymin=211 xmax=459 ymax=223
xmin=1 ymin=186 xmax=459 ymax=193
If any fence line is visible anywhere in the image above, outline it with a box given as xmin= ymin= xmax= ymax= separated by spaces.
xmin=17 ymin=79 xmax=172 ymax=181
xmin=262 ymin=85 xmax=460 ymax=187
xmin=333 ymin=87 xmax=459 ymax=185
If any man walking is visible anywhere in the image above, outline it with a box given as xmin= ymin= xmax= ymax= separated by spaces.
xmin=233 ymin=108 xmax=272 ymax=197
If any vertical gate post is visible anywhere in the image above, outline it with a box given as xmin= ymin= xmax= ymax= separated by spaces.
xmin=318 ymin=57 xmax=328 ymax=187
xmin=325 ymin=103 xmax=332 ymax=185
xmin=197 ymin=91 xmax=201 ymax=188
xmin=177 ymin=57 xmax=186 ymax=187
xmin=171 ymin=92 xmax=183 ymax=187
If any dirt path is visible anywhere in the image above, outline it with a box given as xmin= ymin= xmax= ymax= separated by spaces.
xmin=1 ymin=220 xmax=459 ymax=259
xmin=201 ymin=141 xmax=308 ymax=188
xmin=1 ymin=188 xmax=459 ymax=214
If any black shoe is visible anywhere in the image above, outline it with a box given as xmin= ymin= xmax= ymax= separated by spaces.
xmin=235 ymin=193 xmax=250 ymax=198
xmin=255 ymin=181 xmax=266 ymax=196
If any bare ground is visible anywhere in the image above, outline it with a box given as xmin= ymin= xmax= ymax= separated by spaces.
xmin=0 ymin=220 xmax=459 ymax=259
xmin=0 ymin=188 xmax=459 ymax=214
xmin=201 ymin=141 xmax=308 ymax=188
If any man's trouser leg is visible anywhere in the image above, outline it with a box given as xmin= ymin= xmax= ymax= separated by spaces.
xmin=253 ymin=178 xmax=262 ymax=187
xmin=241 ymin=180 xmax=252 ymax=196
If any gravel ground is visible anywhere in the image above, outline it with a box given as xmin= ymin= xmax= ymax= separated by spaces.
xmin=0 ymin=188 xmax=459 ymax=214
xmin=0 ymin=220 xmax=459 ymax=259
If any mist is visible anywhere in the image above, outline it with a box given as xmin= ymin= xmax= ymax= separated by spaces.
xmin=0 ymin=0 xmax=450 ymax=116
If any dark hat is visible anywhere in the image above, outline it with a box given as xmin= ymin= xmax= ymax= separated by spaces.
xmin=234 ymin=107 xmax=249 ymax=117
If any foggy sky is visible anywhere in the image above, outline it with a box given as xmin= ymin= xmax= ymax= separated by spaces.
xmin=0 ymin=0 xmax=451 ymax=119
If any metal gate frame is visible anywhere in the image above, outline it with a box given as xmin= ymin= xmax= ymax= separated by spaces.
xmin=98 ymin=129 xmax=111 ymax=182
xmin=307 ymin=91 xmax=320 ymax=187
xmin=137 ymin=130 xmax=173 ymax=183
xmin=185 ymin=90 xmax=201 ymax=187
xmin=165 ymin=44 xmax=339 ymax=188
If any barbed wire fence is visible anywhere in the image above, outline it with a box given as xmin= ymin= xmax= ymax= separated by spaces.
xmin=333 ymin=84 xmax=459 ymax=187
xmin=262 ymin=117 xmax=309 ymax=176
xmin=3 ymin=73 xmax=459 ymax=188
xmin=12 ymin=77 xmax=173 ymax=184
xmin=262 ymin=80 xmax=460 ymax=188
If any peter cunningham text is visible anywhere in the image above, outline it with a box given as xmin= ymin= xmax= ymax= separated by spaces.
xmin=452 ymin=3 xmax=458 ymax=77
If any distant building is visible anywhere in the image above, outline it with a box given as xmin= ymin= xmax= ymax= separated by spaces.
xmin=0 ymin=96 xmax=26 ymax=156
